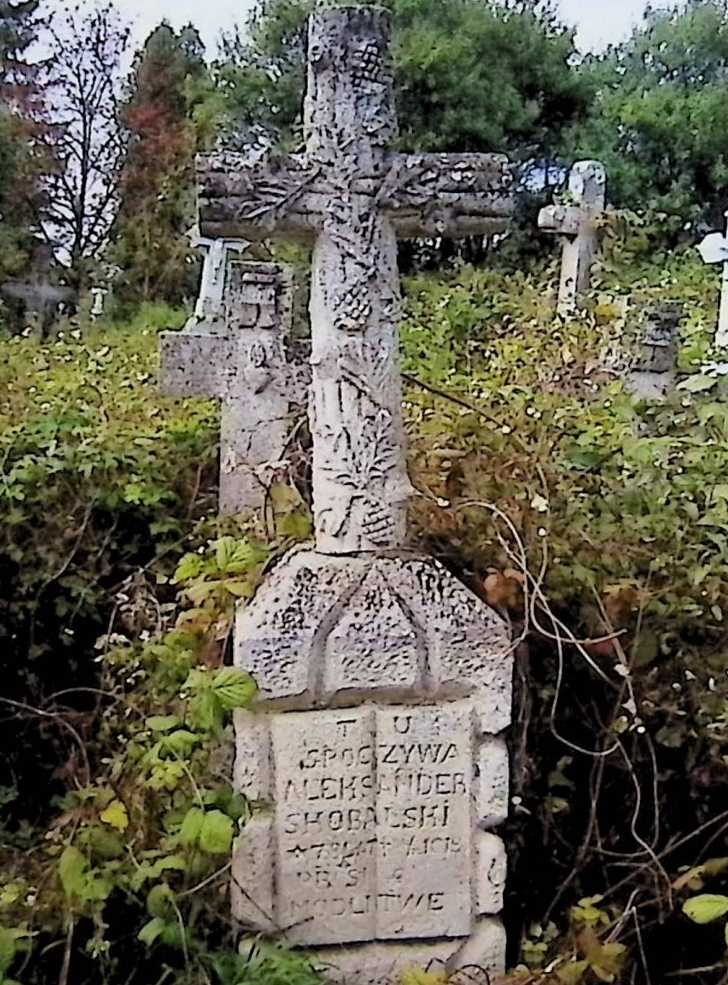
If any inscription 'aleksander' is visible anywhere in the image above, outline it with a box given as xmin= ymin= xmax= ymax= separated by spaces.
xmin=271 ymin=704 xmax=474 ymax=945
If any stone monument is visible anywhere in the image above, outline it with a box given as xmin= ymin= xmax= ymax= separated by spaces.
xmin=160 ymin=261 xmax=310 ymax=516
xmin=697 ymin=211 xmax=728 ymax=348
xmin=199 ymin=6 xmax=515 ymax=981
xmin=624 ymin=301 xmax=682 ymax=399
xmin=539 ymin=160 xmax=608 ymax=318
xmin=601 ymin=300 xmax=683 ymax=400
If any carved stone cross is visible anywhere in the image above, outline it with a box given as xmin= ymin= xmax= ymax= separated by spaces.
xmin=198 ymin=5 xmax=513 ymax=554
xmin=539 ymin=160 xmax=607 ymax=318
xmin=160 ymin=262 xmax=309 ymax=516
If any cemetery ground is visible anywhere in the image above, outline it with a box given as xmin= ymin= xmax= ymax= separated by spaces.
xmin=4 ymin=247 xmax=728 ymax=984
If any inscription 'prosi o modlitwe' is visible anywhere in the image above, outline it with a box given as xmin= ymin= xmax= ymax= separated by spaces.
xmin=271 ymin=703 xmax=474 ymax=946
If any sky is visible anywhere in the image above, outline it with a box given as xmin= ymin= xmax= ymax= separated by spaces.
xmin=112 ymin=0 xmax=656 ymax=57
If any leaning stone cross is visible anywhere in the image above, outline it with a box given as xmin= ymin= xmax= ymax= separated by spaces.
xmin=160 ymin=262 xmax=309 ymax=516
xmin=199 ymin=7 xmax=515 ymax=982
xmin=199 ymin=5 xmax=513 ymax=554
xmin=539 ymin=160 xmax=607 ymax=318
xmin=698 ymin=211 xmax=728 ymax=348
xmin=192 ymin=234 xmax=249 ymax=326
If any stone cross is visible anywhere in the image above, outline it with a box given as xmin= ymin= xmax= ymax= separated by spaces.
xmin=198 ymin=7 xmax=513 ymax=555
xmin=201 ymin=9 xmax=515 ymax=984
xmin=191 ymin=233 xmax=250 ymax=327
xmin=160 ymin=262 xmax=310 ymax=516
xmin=539 ymin=160 xmax=607 ymax=318
xmin=698 ymin=211 xmax=728 ymax=348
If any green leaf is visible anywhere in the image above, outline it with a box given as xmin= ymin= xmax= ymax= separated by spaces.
xmin=100 ymin=800 xmax=129 ymax=832
xmin=147 ymin=715 xmax=182 ymax=733
xmin=199 ymin=810 xmax=234 ymax=855
xmin=59 ymin=846 xmax=88 ymax=899
xmin=147 ymin=883 xmax=175 ymax=918
xmin=160 ymin=730 xmax=200 ymax=756
xmin=210 ymin=667 xmax=257 ymax=710
xmin=677 ymin=374 xmax=718 ymax=393
xmin=179 ymin=807 xmax=205 ymax=847
xmin=683 ymin=894 xmax=728 ymax=924
xmin=138 ymin=917 xmax=168 ymax=947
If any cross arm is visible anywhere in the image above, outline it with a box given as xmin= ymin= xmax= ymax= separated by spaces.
xmin=539 ymin=203 xmax=595 ymax=237
xmin=197 ymin=152 xmax=321 ymax=241
xmin=378 ymin=153 xmax=514 ymax=238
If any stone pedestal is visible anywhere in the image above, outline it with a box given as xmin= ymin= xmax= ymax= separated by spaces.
xmin=232 ymin=550 xmax=512 ymax=983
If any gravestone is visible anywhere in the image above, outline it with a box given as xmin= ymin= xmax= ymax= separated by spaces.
xmin=160 ymin=261 xmax=310 ymax=516
xmin=697 ymin=211 xmax=728 ymax=348
xmin=624 ymin=302 xmax=682 ymax=399
xmin=601 ymin=300 xmax=682 ymax=400
xmin=199 ymin=6 xmax=515 ymax=982
xmin=539 ymin=160 xmax=607 ymax=318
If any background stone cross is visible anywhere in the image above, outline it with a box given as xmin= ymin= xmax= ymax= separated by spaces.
xmin=697 ymin=210 xmax=728 ymax=348
xmin=198 ymin=5 xmax=514 ymax=554
xmin=160 ymin=262 xmax=309 ymax=516
xmin=191 ymin=233 xmax=249 ymax=326
xmin=539 ymin=159 xmax=607 ymax=318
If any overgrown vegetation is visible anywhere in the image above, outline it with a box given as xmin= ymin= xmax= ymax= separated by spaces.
xmin=4 ymin=250 xmax=728 ymax=982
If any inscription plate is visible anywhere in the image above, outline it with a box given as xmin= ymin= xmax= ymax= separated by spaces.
xmin=271 ymin=703 xmax=473 ymax=946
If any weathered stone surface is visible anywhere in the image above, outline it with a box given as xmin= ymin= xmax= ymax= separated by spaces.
xmin=231 ymin=814 xmax=276 ymax=933
xmin=539 ymin=160 xmax=607 ymax=318
xmin=235 ymin=550 xmax=512 ymax=719
xmin=625 ymin=301 xmax=682 ymax=399
xmin=601 ymin=300 xmax=683 ymax=400
xmin=233 ymin=699 xmax=506 ymax=948
xmin=160 ymin=261 xmax=310 ymax=516
xmin=475 ymin=833 xmax=508 ymax=915
xmin=474 ymin=738 xmax=510 ymax=828
xmin=232 ymin=549 xmax=512 ymax=972
xmin=375 ymin=704 xmax=473 ymax=941
xmin=319 ymin=920 xmax=507 ymax=985
xmin=197 ymin=7 xmax=514 ymax=554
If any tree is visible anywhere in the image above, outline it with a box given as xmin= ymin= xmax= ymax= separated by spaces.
xmin=569 ymin=0 xmax=728 ymax=238
xmin=213 ymin=0 xmax=589 ymax=162
xmin=110 ymin=23 xmax=208 ymax=307
xmin=40 ymin=2 xmax=129 ymax=299
xmin=0 ymin=0 xmax=47 ymax=285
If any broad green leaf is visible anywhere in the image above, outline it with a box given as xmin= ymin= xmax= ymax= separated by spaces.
xmin=210 ymin=667 xmax=257 ymax=710
xmin=59 ymin=846 xmax=88 ymax=899
xmin=146 ymin=715 xmax=182 ymax=733
xmin=160 ymin=730 xmax=200 ymax=756
xmin=100 ymin=800 xmax=129 ymax=832
xmin=138 ymin=917 xmax=168 ymax=947
xmin=147 ymin=883 xmax=175 ymax=918
xmin=677 ymin=374 xmax=718 ymax=393
xmin=179 ymin=807 xmax=205 ymax=847
xmin=683 ymin=894 xmax=728 ymax=924
xmin=199 ymin=810 xmax=234 ymax=855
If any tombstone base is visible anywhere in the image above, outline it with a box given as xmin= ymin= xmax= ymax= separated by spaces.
xmin=318 ymin=921 xmax=506 ymax=984
xmin=232 ymin=549 xmax=513 ymax=982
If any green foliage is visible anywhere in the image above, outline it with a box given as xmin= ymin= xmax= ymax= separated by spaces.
xmin=571 ymin=0 xmax=728 ymax=235
xmin=214 ymin=0 xmax=589 ymax=160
